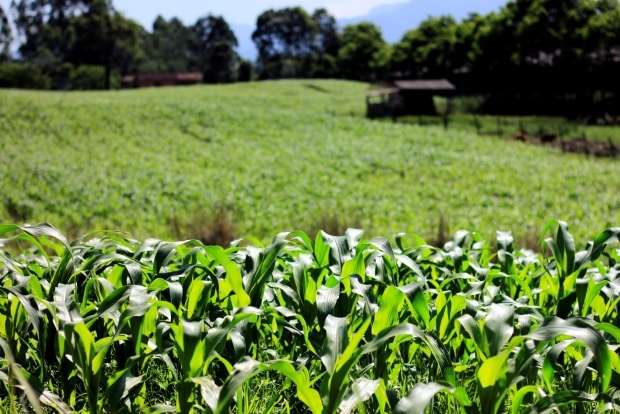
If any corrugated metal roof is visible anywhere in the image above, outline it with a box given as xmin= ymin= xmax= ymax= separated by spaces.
xmin=394 ymin=79 xmax=456 ymax=91
xmin=123 ymin=73 xmax=203 ymax=82
xmin=175 ymin=72 xmax=203 ymax=81
xmin=366 ymin=87 xmax=399 ymax=97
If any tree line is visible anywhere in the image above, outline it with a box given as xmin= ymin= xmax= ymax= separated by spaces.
xmin=0 ymin=0 xmax=619 ymax=115
xmin=0 ymin=0 xmax=245 ymax=89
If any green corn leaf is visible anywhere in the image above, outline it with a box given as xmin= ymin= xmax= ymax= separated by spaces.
xmin=484 ymin=304 xmax=514 ymax=356
xmin=192 ymin=376 xmax=221 ymax=413
xmin=597 ymin=322 xmax=620 ymax=342
xmin=372 ymin=286 xmax=405 ymax=335
xmin=477 ymin=349 xmax=511 ymax=388
xmin=395 ymin=383 xmax=443 ymax=414
xmin=316 ymin=284 xmax=340 ymax=315
xmin=39 ymin=390 xmax=73 ymax=414
xmin=529 ymin=318 xmax=612 ymax=392
xmin=321 ymin=315 xmax=348 ymax=373
xmin=177 ymin=320 xmax=206 ymax=378
xmin=269 ymin=360 xmax=322 ymax=414
xmin=510 ymin=385 xmax=542 ymax=414
xmin=214 ymin=358 xmax=261 ymax=414
xmin=338 ymin=378 xmax=379 ymax=414
xmin=205 ymin=245 xmax=251 ymax=307
xmin=531 ymin=390 xmax=601 ymax=413
xmin=186 ymin=279 xmax=207 ymax=319
xmin=153 ymin=242 xmax=180 ymax=275
xmin=106 ymin=368 xmax=144 ymax=410
xmin=411 ymin=289 xmax=431 ymax=330
xmin=0 ymin=338 xmax=45 ymax=414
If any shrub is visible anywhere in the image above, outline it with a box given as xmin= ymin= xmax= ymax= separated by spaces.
xmin=0 ymin=62 xmax=51 ymax=89
xmin=69 ymin=65 xmax=115 ymax=90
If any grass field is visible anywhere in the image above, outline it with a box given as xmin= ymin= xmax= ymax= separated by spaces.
xmin=1 ymin=80 xmax=619 ymax=243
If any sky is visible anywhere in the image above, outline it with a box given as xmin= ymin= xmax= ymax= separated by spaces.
xmin=1 ymin=0 xmax=508 ymax=58
xmin=112 ymin=0 xmax=410 ymax=26
xmin=0 ymin=0 xmax=409 ymax=26
xmin=0 ymin=0 xmax=506 ymax=27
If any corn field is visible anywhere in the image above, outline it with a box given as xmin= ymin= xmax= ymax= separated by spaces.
xmin=0 ymin=221 xmax=619 ymax=413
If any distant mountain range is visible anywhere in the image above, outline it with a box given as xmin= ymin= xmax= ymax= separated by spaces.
xmin=235 ymin=0 xmax=507 ymax=60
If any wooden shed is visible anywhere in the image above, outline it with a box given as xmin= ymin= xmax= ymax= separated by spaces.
xmin=121 ymin=72 xmax=203 ymax=88
xmin=366 ymin=79 xmax=456 ymax=118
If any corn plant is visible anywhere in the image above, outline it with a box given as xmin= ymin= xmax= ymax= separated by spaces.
xmin=0 ymin=221 xmax=619 ymax=413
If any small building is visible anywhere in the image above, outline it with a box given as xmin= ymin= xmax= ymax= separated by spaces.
xmin=121 ymin=72 xmax=203 ymax=88
xmin=366 ymin=79 xmax=456 ymax=118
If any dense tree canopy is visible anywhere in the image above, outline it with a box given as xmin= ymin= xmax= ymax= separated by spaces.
xmin=5 ymin=1 xmax=242 ymax=87
xmin=0 ymin=4 xmax=11 ymax=61
xmin=387 ymin=0 xmax=620 ymax=114
xmin=310 ymin=8 xmax=340 ymax=77
xmin=67 ymin=1 xmax=143 ymax=88
xmin=11 ymin=0 xmax=85 ymax=64
xmin=10 ymin=0 xmax=142 ymax=87
xmin=193 ymin=15 xmax=238 ymax=83
xmin=391 ymin=16 xmax=458 ymax=78
xmin=338 ymin=23 xmax=390 ymax=81
xmin=251 ymin=7 xmax=342 ymax=79
xmin=141 ymin=16 xmax=194 ymax=73
xmin=252 ymin=7 xmax=316 ymax=78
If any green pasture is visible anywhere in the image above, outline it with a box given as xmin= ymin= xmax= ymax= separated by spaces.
xmin=1 ymin=80 xmax=619 ymax=243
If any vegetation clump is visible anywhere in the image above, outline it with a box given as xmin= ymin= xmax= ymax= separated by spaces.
xmin=0 ymin=221 xmax=618 ymax=412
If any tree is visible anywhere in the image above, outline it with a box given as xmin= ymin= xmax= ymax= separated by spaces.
xmin=337 ymin=23 xmax=390 ymax=81
xmin=584 ymin=0 xmax=620 ymax=66
xmin=451 ymin=13 xmax=487 ymax=76
xmin=11 ymin=0 xmax=143 ymax=88
xmin=391 ymin=16 xmax=458 ymax=78
xmin=192 ymin=15 xmax=238 ymax=83
xmin=141 ymin=16 xmax=194 ymax=73
xmin=0 ymin=3 xmax=11 ymax=61
xmin=252 ymin=7 xmax=317 ymax=78
xmin=107 ymin=14 xmax=144 ymax=77
xmin=311 ymin=8 xmax=340 ymax=77
xmin=11 ymin=0 xmax=87 ymax=63
xmin=252 ymin=7 xmax=341 ymax=79
xmin=67 ymin=1 xmax=143 ymax=88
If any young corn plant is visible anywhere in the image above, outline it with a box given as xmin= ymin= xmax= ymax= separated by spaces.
xmin=0 ymin=222 xmax=618 ymax=413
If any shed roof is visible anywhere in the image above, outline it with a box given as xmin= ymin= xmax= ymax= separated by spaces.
xmin=175 ymin=72 xmax=203 ymax=82
xmin=366 ymin=87 xmax=399 ymax=97
xmin=122 ymin=72 xmax=203 ymax=83
xmin=394 ymin=79 xmax=456 ymax=91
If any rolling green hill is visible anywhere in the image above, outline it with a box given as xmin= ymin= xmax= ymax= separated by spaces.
xmin=0 ymin=80 xmax=618 ymax=243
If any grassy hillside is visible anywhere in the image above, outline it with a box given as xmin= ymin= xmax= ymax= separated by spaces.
xmin=0 ymin=80 xmax=619 ymax=242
